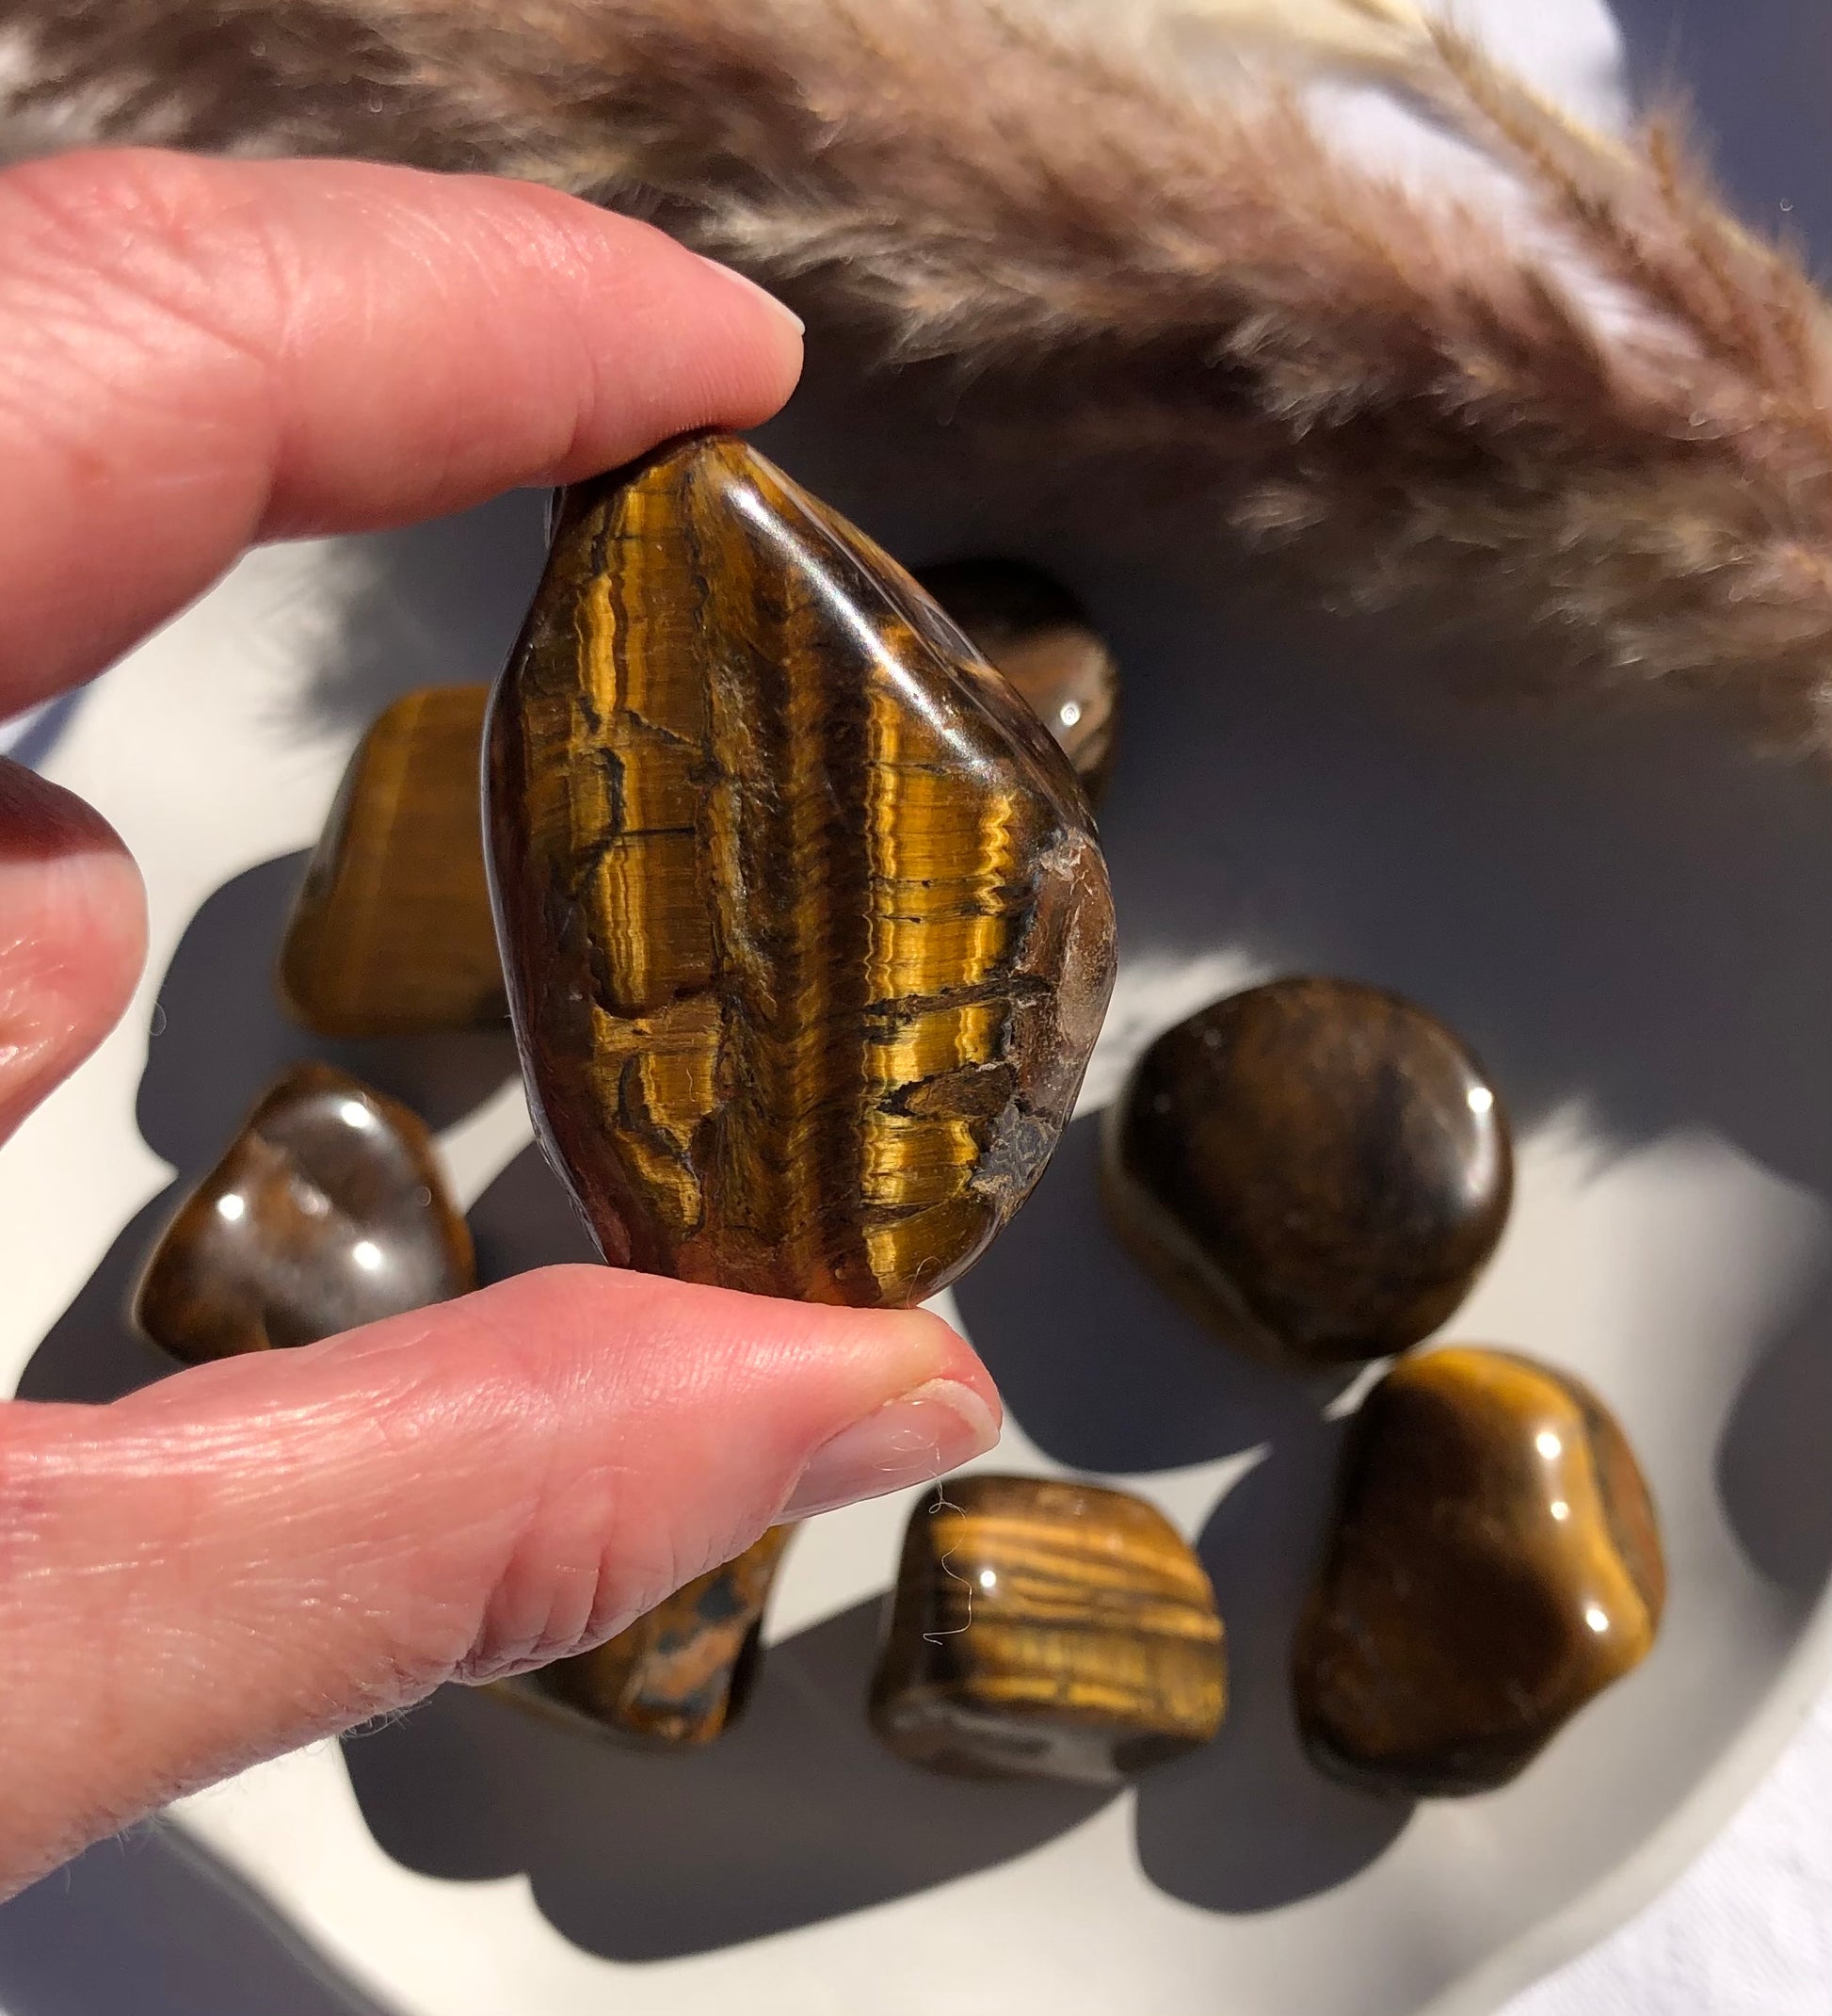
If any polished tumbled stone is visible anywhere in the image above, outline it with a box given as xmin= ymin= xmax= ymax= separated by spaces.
xmin=280 ymin=684 xmax=504 ymax=1038
xmin=134 ymin=1062 xmax=474 ymax=1364
xmin=869 ymin=1475 xmax=1227 ymax=1782
xmin=487 ymin=432 xmax=1117 ymax=1309
xmin=1294 ymin=1346 xmax=1665 ymax=1796
xmin=508 ymin=1527 xmax=793 ymax=1746
xmin=915 ymin=558 xmax=1118 ymax=801
xmin=1102 ymin=976 xmax=1513 ymax=1366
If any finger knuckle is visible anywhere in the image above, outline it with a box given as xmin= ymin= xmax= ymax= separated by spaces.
xmin=0 ymin=148 xmax=233 ymax=301
xmin=0 ymin=148 xmax=283 ymax=372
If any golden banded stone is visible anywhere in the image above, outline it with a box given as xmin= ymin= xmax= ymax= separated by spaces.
xmin=1294 ymin=1346 xmax=1665 ymax=1796
xmin=486 ymin=434 xmax=1116 ymax=1307
xmin=870 ymin=1475 xmax=1227 ymax=1782
xmin=280 ymin=685 xmax=504 ymax=1037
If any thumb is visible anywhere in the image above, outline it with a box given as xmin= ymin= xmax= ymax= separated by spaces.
xmin=0 ymin=1266 xmax=998 ymax=1895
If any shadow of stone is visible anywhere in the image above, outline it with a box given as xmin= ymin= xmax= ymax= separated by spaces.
xmin=0 ymin=1824 xmax=386 ymax=2016
xmin=955 ymin=1112 xmax=1353 ymax=1472
xmin=1716 ymin=1301 xmax=1832 ymax=1601
xmin=13 ymin=1192 xmax=179 ymax=1406
xmin=466 ymin=1141 xmax=601 ymax=1284
xmin=137 ymin=852 xmax=517 ymax=1175
xmin=340 ymin=1595 xmax=1112 ymax=1961
xmin=1133 ymin=1414 xmax=1414 ymax=1911
xmin=1100 ymin=588 xmax=1832 ymax=1197
xmin=297 ymin=488 xmax=550 ymax=736
xmin=19 ymin=849 xmax=517 ymax=1407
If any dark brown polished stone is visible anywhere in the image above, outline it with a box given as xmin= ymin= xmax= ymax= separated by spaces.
xmin=133 ymin=1062 xmax=474 ymax=1365
xmin=487 ymin=432 xmax=1117 ymax=1308
xmin=279 ymin=684 xmax=505 ymax=1038
xmin=869 ymin=1475 xmax=1227 ymax=1783
xmin=1294 ymin=1346 xmax=1665 ymax=1796
xmin=914 ymin=559 xmax=1118 ymax=800
xmin=506 ymin=1526 xmax=793 ymax=1746
xmin=1102 ymin=976 xmax=1512 ymax=1366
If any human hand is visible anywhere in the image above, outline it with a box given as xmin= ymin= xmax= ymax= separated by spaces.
xmin=0 ymin=150 xmax=1002 ymax=1897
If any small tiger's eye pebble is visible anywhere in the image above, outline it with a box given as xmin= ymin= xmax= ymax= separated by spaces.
xmin=1102 ymin=976 xmax=1512 ymax=1365
xmin=133 ymin=1062 xmax=474 ymax=1364
xmin=869 ymin=1475 xmax=1226 ymax=1783
xmin=487 ymin=433 xmax=1116 ymax=1309
xmin=915 ymin=558 xmax=1118 ymax=800
xmin=279 ymin=684 xmax=504 ymax=1038
xmin=1294 ymin=1346 xmax=1665 ymax=1796
xmin=509 ymin=1527 xmax=793 ymax=1746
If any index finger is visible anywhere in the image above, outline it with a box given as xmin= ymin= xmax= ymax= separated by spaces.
xmin=0 ymin=148 xmax=804 ymax=715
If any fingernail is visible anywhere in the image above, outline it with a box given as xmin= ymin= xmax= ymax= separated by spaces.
xmin=695 ymin=252 xmax=805 ymax=336
xmin=779 ymin=1379 xmax=1001 ymax=1521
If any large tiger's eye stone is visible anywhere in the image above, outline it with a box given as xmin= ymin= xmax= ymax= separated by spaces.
xmin=279 ymin=685 xmax=504 ymax=1037
xmin=1294 ymin=1347 xmax=1665 ymax=1796
xmin=487 ymin=433 xmax=1117 ymax=1308
xmin=1102 ymin=977 xmax=1511 ymax=1365
xmin=133 ymin=1062 xmax=474 ymax=1364
xmin=869 ymin=1475 xmax=1226 ymax=1782
xmin=915 ymin=559 xmax=1118 ymax=800
xmin=507 ymin=1526 xmax=793 ymax=1746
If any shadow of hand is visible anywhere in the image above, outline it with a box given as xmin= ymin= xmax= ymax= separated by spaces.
xmin=341 ymin=1597 xmax=1115 ymax=1960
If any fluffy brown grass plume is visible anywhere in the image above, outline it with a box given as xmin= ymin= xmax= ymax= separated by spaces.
xmin=5 ymin=0 xmax=1832 ymax=748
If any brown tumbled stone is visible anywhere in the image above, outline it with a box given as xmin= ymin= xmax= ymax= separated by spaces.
xmin=1102 ymin=976 xmax=1512 ymax=1366
xmin=487 ymin=432 xmax=1117 ymax=1309
xmin=869 ymin=1475 xmax=1226 ymax=1783
xmin=507 ymin=1527 xmax=793 ymax=1747
xmin=1294 ymin=1346 xmax=1665 ymax=1797
xmin=133 ymin=1062 xmax=474 ymax=1364
xmin=915 ymin=559 xmax=1118 ymax=800
xmin=279 ymin=684 xmax=504 ymax=1038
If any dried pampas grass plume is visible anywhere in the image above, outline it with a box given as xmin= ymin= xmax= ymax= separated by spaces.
xmin=5 ymin=0 xmax=1832 ymax=750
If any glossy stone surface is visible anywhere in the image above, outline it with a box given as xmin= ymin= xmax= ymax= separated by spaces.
xmin=915 ymin=559 xmax=1117 ymax=799
xmin=280 ymin=685 xmax=504 ymax=1037
xmin=1102 ymin=976 xmax=1512 ymax=1366
xmin=1294 ymin=1347 xmax=1665 ymax=1796
xmin=134 ymin=1062 xmax=474 ymax=1364
xmin=510 ymin=1527 xmax=793 ymax=1746
xmin=869 ymin=1475 xmax=1226 ymax=1782
xmin=487 ymin=433 xmax=1117 ymax=1308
